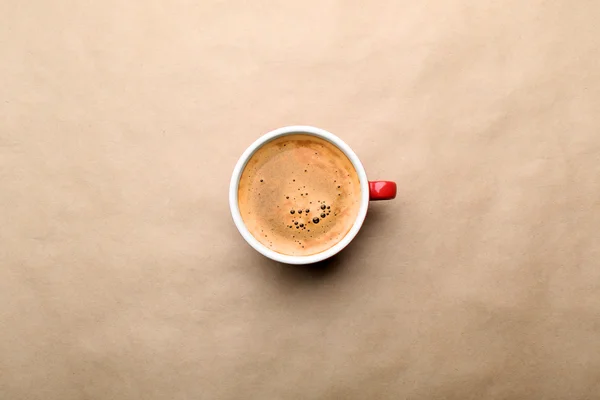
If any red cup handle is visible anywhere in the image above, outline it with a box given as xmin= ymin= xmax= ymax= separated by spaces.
xmin=369 ymin=181 xmax=397 ymax=201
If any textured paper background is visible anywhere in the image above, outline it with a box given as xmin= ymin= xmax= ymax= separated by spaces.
xmin=1 ymin=1 xmax=600 ymax=399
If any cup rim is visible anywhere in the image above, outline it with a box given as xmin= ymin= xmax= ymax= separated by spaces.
xmin=229 ymin=126 xmax=369 ymax=265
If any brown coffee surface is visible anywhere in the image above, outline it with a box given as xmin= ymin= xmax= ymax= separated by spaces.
xmin=238 ymin=134 xmax=361 ymax=256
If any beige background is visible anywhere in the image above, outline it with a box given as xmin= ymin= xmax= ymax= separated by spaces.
xmin=1 ymin=1 xmax=600 ymax=399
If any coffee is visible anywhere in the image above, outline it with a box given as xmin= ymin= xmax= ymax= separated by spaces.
xmin=238 ymin=134 xmax=361 ymax=256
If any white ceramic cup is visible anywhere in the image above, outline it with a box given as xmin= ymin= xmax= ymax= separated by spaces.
xmin=229 ymin=126 xmax=396 ymax=265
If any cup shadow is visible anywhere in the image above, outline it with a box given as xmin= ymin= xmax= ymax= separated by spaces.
xmin=262 ymin=206 xmax=387 ymax=285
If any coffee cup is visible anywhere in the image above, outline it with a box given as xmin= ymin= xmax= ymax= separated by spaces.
xmin=229 ymin=126 xmax=396 ymax=264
